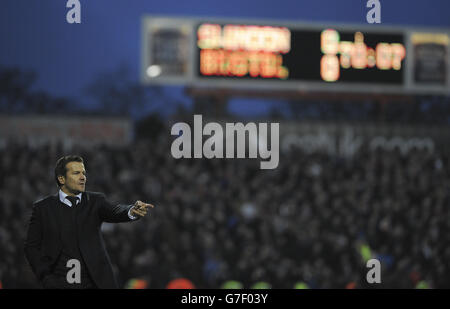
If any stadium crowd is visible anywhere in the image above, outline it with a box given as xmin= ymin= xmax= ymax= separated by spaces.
xmin=1 ymin=127 xmax=449 ymax=289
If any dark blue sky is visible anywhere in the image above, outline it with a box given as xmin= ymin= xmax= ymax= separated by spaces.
xmin=1 ymin=0 xmax=449 ymax=115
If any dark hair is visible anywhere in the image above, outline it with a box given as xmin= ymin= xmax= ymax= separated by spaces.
xmin=54 ymin=155 xmax=84 ymax=187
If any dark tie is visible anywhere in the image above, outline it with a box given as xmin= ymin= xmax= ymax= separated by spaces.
xmin=66 ymin=196 xmax=79 ymax=207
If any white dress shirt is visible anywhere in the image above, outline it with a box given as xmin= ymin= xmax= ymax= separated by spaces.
xmin=59 ymin=189 xmax=82 ymax=207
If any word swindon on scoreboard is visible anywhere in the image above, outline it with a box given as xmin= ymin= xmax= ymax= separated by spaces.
xmin=198 ymin=24 xmax=291 ymax=79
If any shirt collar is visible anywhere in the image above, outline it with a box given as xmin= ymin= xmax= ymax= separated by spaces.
xmin=59 ymin=189 xmax=82 ymax=207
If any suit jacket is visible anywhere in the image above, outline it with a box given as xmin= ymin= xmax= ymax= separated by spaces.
xmin=24 ymin=191 xmax=137 ymax=289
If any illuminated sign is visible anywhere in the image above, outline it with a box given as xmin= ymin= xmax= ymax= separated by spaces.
xmin=141 ymin=16 xmax=450 ymax=94
xmin=320 ymin=29 xmax=405 ymax=82
xmin=196 ymin=23 xmax=406 ymax=85
xmin=197 ymin=24 xmax=290 ymax=79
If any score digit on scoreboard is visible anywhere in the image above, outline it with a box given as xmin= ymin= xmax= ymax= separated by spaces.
xmin=320 ymin=29 xmax=406 ymax=82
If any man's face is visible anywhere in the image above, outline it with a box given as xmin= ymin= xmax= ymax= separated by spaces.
xmin=60 ymin=162 xmax=86 ymax=195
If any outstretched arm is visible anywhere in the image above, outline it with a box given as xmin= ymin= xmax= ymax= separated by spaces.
xmin=98 ymin=194 xmax=154 ymax=222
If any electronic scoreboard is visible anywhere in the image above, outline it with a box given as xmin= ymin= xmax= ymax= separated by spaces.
xmin=141 ymin=16 xmax=449 ymax=94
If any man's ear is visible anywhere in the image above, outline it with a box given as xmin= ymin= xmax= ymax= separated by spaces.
xmin=58 ymin=175 xmax=65 ymax=185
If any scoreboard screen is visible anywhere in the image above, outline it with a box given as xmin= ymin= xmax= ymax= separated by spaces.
xmin=196 ymin=23 xmax=405 ymax=84
xmin=141 ymin=16 xmax=450 ymax=94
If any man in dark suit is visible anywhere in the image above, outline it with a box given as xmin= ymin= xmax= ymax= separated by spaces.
xmin=24 ymin=155 xmax=154 ymax=289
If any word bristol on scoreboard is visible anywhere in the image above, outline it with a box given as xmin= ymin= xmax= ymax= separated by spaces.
xmin=140 ymin=16 xmax=450 ymax=94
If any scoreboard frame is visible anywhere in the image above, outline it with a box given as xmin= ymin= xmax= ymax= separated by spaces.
xmin=141 ymin=15 xmax=450 ymax=95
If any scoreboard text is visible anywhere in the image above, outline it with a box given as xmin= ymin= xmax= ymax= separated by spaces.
xmin=196 ymin=23 xmax=406 ymax=85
